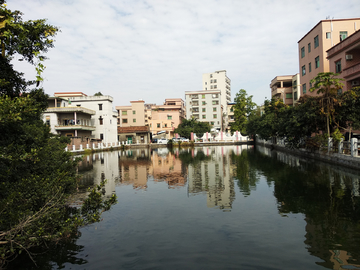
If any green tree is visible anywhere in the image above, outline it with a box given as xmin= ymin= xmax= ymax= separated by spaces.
xmin=230 ymin=89 xmax=256 ymax=135
xmin=174 ymin=118 xmax=211 ymax=139
xmin=94 ymin=92 xmax=103 ymax=96
xmin=309 ymin=72 xmax=344 ymax=138
xmin=336 ymin=87 xmax=360 ymax=140
xmin=0 ymin=2 xmax=116 ymax=267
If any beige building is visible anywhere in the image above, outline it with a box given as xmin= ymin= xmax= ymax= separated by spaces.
xmin=185 ymin=90 xmax=222 ymax=131
xmin=149 ymin=98 xmax=186 ymax=138
xmin=298 ymin=18 xmax=360 ymax=96
xmin=116 ymin=100 xmax=146 ymax=127
xmin=270 ymin=75 xmax=293 ymax=105
xmin=327 ymin=29 xmax=360 ymax=92
xmin=202 ymin=70 xmax=231 ymax=111
xmin=226 ymin=103 xmax=235 ymax=131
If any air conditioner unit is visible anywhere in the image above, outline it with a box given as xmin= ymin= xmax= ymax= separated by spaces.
xmin=346 ymin=54 xmax=353 ymax=60
xmin=351 ymin=80 xmax=359 ymax=86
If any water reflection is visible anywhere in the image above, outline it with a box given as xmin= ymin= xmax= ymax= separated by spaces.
xmin=253 ymin=145 xmax=360 ymax=270
xmin=10 ymin=145 xmax=360 ymax=270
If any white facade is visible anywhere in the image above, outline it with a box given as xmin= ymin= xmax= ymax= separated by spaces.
xmin=202 ymin=70 xmax=231 ymax=111
xmin=68 ymin=95 xmax=118 ymax=143
xmin=185 ymin=90 xmax=222 ymax=130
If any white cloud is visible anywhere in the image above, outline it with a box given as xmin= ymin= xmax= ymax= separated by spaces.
xmin=7 ymin=0 xmax=360 ymax=105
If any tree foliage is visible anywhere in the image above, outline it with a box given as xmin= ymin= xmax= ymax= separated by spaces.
xmin=230 ymin=89 xmax=257 ymax=135
xmin=309 ymin=72 xmax=344 ymax=137
xmin=247 ymin=73 xmax=360 ymax=149
xmin=0 ymin=2 xmax=116 ymax=267
xmin=174 ymin=118 xmax=211 ymax=139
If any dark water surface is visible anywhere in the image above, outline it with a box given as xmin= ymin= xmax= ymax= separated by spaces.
xmin=10 ymin=145 xmax=360 ymax=270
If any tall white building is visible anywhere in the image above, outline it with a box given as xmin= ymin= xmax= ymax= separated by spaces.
xmin=185 ymin=90 xmax=222 ymax=131
xmin=202 ymin=70 xmax=231 ymax=110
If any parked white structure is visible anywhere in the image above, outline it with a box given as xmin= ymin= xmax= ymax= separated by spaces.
xmin=185 ymin=90 xmax=222 ymax=131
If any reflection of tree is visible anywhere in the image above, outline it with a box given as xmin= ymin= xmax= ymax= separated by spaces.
xmin=251 ymin=149 xmax=360 ymax=269
xmin=230 ymin=151 xmax=260 ymax=196
xmin=178 ymin=150 xmax=211 ymax=166
xmin=8 ymin=231 xmax=87 ymax=270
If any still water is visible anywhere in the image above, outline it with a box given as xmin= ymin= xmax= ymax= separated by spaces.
xmin=13 ymin=145 xmax=360 ymax=269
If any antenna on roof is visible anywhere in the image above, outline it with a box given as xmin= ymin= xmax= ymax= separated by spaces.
xmin=326 ymin=16 xmax=330 ymax=19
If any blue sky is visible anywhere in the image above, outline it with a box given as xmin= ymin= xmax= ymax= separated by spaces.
xmin=7 ymin=0 xmax=360 ymax=106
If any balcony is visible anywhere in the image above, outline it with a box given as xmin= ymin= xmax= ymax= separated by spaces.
xmin=55 ymin=124 xmax=96 ymax=131
xmin=343 ymin=63 xmax=360 ymax=79
xmin=46 ymin=106 xmax=96 ymax=115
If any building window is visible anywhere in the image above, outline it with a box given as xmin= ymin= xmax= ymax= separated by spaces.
xmin=294 ymin=91 xmax=298 ymax=100
xmin=213 ymin=107 xmax=217 ymax=112
xmin=98 ymin=104 xmax=103 ymax=111
xmin=167 ymin=115 xmax=172 ymax=120
xmin=133 ymin=110 xmax=136 ymax=114
xmin=335 ymin=60 xmax=341 ymax=73
xmin=157 ymin=123 xmax=160 ymax=128
xmin=213 ymin=114 xmax=217 ymax=119
xmin=212 ymin=94 xmax=218 ymax=98
xmin=302 ymin=65 xmax=306 ymax=76
xmin=310 ymin=82 xmax=312 ymax=88
xmin=314 ymin=35 xmax=319 ymax=48
xmin=302 ymin=84 xmax=306 ymax=94
xmin=308 ymin=43 xmax=311 ymax=53
xmin=340 ymin=31 xmax=348 ymax=41
xmin=309 ymin=62 xmax=312 ymax=73
xmin=202 ymin=94 xmax=205 ymax=99
xmin=210 ymin=74 xmax=213 ymax=78
xmin=211 ymin=122 xmax=214 ymax=125
xmin=100 ymin=133 xmax=103 ymax=140
xmin=230 ymin=107 xmax=233 ymax=112
xmin=205 ymin=82 xmax=207 ymax=85
xmin=164 ymin=123 xmax=167 ymax=128
xmin=212 ymin=101 xmax=219 ymax=105
xmin=122 ymin=119 xmax=128 ymax=123
xmin=45 ymin=116 xmax=50 ymax=125
xmin=301 ymin=47 xmax=305 ymax=58
xmin=286 ymin=93 xmax=293 ymax=99
xmin=99 ymin=116 xmax=103 ymax=125
xmin=133 ymin=119 xmax=136 ymax=123
xmin=202 ymin=108 xmax=206 ymax=112
xmin=202 ymin=115 xmax=206 ymax=119
xmin=315 ymin=56 xmax=320 ymax=68
xmin=214 ymin=85 xmax=217 ymax=89
xmin=122 ymin=111 xmax=127 ymax=115
xmin=202 ymin=101 xmax=206 ymax=105
xmin=338 ymin=89 xmax=343 ymax=95
xmin=214 ymin=79 xmax=217 ymax=83
xmin=326 ymin=32 xmax=331 ymax=39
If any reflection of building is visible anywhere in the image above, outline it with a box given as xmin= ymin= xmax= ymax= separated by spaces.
xmin=77 ymin=151 xmax=119 ymax=198
xmin=118 ymin=148 xmax=152 ymax=189
xmin=187 ymin=146 xmax=243 ymax=211
xmin=150 ymin=148 xmax=187 ymax=188
xmin=227 ymin=102 xmax=235 ymax=131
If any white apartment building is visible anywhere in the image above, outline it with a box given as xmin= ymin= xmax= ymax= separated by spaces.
xmin=185 ymin=90 xmax=222 ymax=130
xmin=53 ymin=92 xmax=118 ymax=144
xmin=202 ymin=70 xmax=231 ymax=111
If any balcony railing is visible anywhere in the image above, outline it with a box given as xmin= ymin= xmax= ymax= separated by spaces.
xmin=343 ymin=63 xmax=360 ymax=78
xmin=55 ymin=124 xmax=96 ymax=131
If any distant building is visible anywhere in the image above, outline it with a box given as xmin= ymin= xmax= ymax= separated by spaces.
xmin=298 ymin=18 xmax=360 ymax=96
xmin=327 ymin=29 xmax=360 ymax=92
xmin=185 ymin=90 xmax=222 ymax=131
xmin=226 ymin=102 xmax=235 ymax=131
xmin=116 ymin=100 xmax=146 ymax=127
xmin=149 ymin=98 xmax=186 ymax=138
xmin=270 ymin=75 xmax=293 ymax=105
xmin=202 ymin=70 xmax=231 ymax=111
xmin=50 ymin=92 xmax=118 ymax=143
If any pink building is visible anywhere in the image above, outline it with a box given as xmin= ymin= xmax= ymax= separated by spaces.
xmin=327 ymin=30 xmax=360 ymax=91
xmin=298 ymin=18 xmax=360 ymax=97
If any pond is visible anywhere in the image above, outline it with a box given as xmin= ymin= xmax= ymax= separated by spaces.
xmin=10 ymin=145 xmax=360 ymax=270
